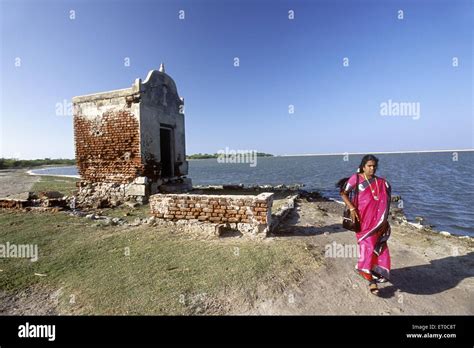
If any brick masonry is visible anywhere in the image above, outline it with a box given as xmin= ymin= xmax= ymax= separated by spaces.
xmin=149 ymin=192 xmax=274 ymax=237
xmin=74 ymin=110 xmax=143 ymax=184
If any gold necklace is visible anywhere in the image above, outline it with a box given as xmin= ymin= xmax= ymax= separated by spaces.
xmin=363 ymin=173 xmax=379 ymax=200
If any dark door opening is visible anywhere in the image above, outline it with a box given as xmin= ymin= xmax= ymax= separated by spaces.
xmin=160 ymin=127 xmax=173 ymax=177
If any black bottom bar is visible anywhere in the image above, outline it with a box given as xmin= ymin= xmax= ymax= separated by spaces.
xmin=0 ymin=315 xmax=472 ymax=346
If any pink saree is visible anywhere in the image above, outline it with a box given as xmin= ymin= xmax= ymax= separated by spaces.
xmin=344 ymin=173 xmax=392 ymax=281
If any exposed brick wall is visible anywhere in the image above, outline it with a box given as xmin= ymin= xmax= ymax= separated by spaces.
xmin=0 ymin=199 xmax=31 ymax=209
xmin=149 ymin=192 xmax=273 ymax=225
xmin=74 ymin=110 xmax=143 ymax=183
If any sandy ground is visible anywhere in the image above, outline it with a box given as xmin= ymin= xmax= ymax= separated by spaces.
xmin=0 ymin=168 xmax=40 ymax=198
xmin=243 ymin=198 xmax=473 ymax=315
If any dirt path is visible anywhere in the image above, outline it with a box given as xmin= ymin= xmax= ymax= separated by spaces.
xmin=245 ymin=199 xmax=473 ymax=315
xmin=0 ymin=168 xmax=40 ymax=198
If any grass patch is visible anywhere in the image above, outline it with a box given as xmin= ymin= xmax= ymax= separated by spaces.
xmin=100 ymin=204 xmax=151 ymax=223
xmin=0 ymin=210 xmax=322 ymax=315
xmin=31 ymin=176 xmax=79 ymax=196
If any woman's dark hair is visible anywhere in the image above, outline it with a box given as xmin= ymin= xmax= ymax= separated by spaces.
xmin=335 ymin=154 xmax=380 ymax=192
xmin=358 ymin=154 xmax=379 ymax=174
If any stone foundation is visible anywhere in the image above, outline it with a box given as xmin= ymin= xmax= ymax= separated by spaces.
xmin=75 ymin=177 xmax=193 ymax=209
xmin=149 ymin=192 xmax=274 ymax=238
xmin=75 ymin=180 xmax=148 ymax=208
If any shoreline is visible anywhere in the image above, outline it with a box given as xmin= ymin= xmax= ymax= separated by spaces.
xmin=322 ymin=198 xmax=472 ymax=240
xmin=3 ymin=167 xmax=474 ymax=238
xmin=26 ymin=169 xmax=80 ymax=179
xmin=26 ymin=165 xmax=80 ymax=179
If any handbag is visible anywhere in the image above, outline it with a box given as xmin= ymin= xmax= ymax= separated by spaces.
xmin=342 ymin=173 xmax=360 ymax=232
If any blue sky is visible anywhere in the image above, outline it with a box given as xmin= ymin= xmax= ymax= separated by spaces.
xmin=0 ymin=0 xmax=472 ymax=159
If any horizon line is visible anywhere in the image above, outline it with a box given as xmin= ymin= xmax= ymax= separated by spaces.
xmin=277 ymin=148 xmax=474 ymax=157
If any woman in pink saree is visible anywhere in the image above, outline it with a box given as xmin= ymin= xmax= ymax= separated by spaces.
xmin=337 ymin=155 xmax=391 ymax=295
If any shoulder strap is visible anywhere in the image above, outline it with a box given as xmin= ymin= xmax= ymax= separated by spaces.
xmin=353 ymin=173 xmax=359 ymax=207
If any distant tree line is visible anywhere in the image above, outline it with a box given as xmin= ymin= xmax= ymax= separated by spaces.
xmin=0 ymin=158 xmax=76 ymax=169
xmin=186 ymin=152 xmax=273 ymax=160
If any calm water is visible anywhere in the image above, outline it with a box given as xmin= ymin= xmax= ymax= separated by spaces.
xmin=31 ymin=152 xmax=474 ymax=237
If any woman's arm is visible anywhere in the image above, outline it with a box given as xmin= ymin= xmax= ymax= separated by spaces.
xmin=340 ymin=190 xmax=360 ymax=222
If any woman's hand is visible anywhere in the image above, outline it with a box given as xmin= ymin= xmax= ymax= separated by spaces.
xmin=350 ymin=208 xmax=360 ymax=223
xmin=341 ymin=191 xmax=360 ymax=223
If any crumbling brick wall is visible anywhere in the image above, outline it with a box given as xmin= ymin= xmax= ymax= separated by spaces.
xmin=149 ymin=192 xmax=274 ymax=237
xmin=74 ymin=110 xmax=143 ymax=183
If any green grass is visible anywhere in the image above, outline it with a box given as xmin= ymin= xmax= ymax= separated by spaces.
xmin=0 ymin=210 xmax=322 ymax=315
xmin=100 ymin=204 xmax=151 ymax=222
xmin=31 ymin=176 xmax=79 ymax=196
